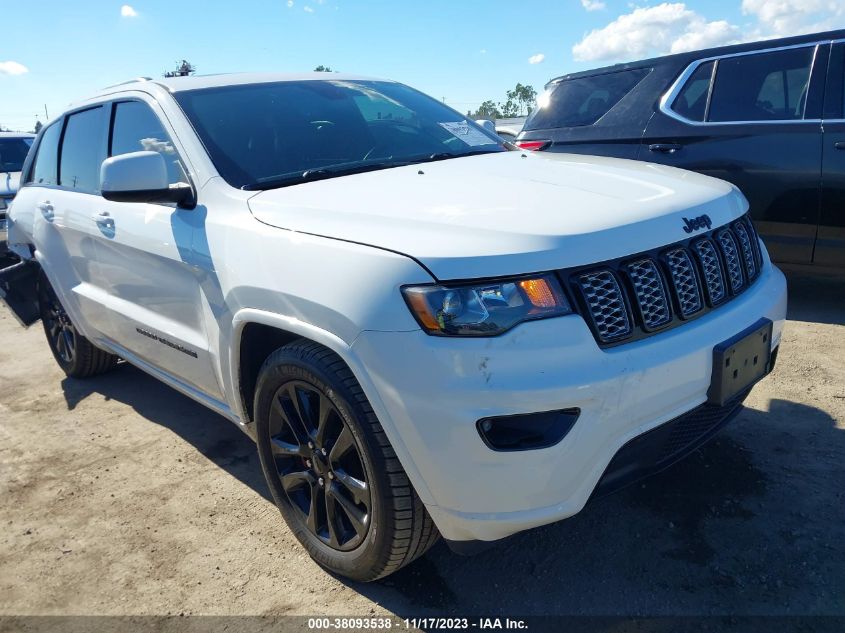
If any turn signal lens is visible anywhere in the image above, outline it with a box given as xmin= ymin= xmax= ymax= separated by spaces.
xmin=519 ymin=278 xmax=557 ymax=308
xmin=402 ymin=274 xmax=571 ymax=337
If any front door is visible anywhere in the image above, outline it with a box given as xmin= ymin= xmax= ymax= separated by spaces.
xmin=93 ymin=98 xmax=224 ymax=401
xmin=641 ymin=43 xmax=826 ymax=264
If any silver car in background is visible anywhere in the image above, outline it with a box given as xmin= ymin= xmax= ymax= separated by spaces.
xmin=1 ymin=132 xmax=35 ymax=253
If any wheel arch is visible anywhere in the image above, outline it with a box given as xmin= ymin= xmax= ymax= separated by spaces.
xmin=229 ymin=308 xmax=436 ymax=506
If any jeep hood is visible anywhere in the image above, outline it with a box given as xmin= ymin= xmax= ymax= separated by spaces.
xmin=248 ymin=152 xmax=746 ymax=280
xmin=1 ymin=172 xmax=21 ymax=197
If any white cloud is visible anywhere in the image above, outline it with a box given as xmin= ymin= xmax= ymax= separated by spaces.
xmin=742 ymin=0 xmax=845 ymax=37
xmin=572 ymin=0 xmax=844 ymax=64
xmin=572 ymin=3 xmax=739 ymax=62
xmin=304 ymin=5 xmax=314 ymax=12
xmin=528 ymin=53 xmax=546 ymax=64
xmin=286 ymin=0 xmax=293 ymax=6
xmin=120 ymin=4 xmax=137 ymax=17
xmin=581 ymin=0 xmax=606 ymax=11
xmin=0 ymin=61 xmax=28 ymax=75
xmin=480 ymin=48 xmax=487 ymax=54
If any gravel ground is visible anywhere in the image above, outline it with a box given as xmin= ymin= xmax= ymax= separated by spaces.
xmin=0 ymin=267 xmax=843 ymax=618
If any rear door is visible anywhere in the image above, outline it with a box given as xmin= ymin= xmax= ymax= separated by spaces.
xmin=641 ymin=43 xmax=826 ymax=264
xmin=819 ymin=41 xmax=845 ymax=266
xmin=14 ymin=107 xmax=115 ymax=336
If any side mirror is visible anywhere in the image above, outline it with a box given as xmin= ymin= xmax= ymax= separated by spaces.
xmin=100 ymin=151 xmax=195 ymax=208
xmin=475 ymin=119 xmax=497 ymax=135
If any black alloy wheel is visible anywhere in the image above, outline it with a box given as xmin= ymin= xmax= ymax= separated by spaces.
xmin=254 ymin=340 xmax=439 ymax=581
xmin=268 ymin=379 xmax=372 ymax=551
xmin=36 ymin=270 xmax=119 ymax=378
xmin=40 ymin=279 xmax=77 ymax=365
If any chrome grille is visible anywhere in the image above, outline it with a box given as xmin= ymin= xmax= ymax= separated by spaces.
xmin=717 ymin=229 xmax=744 ymax=293
xmin=625 ymin=259 xmax=671 ymax=330
xmin=692 ymin=239 xmax=726 ymax=305
xmin=665 ymin=248 xmax=703 ymax=317
xmin=565 ymin=213 xmax=762 ymax=347
xmin=733 ymin=220 xmax=757 ymax=280
xmin=576 ymin=270 xmax=631 ymax=343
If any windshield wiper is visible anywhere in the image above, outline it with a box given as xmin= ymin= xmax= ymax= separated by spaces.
xmin=241 ymin=149 xmax=503 ymax=191
xmin=242 ymin=160 xmax=406 ymax=191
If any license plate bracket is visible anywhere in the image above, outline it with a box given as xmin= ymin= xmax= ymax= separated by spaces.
xmin=708 ymin=318 xmax=773 ymax=406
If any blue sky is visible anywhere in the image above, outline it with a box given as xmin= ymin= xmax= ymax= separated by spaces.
xmin=1 ymin=0 xmax=843 ymax=131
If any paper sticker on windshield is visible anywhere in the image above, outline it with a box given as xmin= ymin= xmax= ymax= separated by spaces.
xmin=438 ymin=121 xmax=492 ymax=146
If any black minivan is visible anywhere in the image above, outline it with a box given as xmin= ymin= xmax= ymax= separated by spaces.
xmin=516 ymin=29 xmax=845 ymax=267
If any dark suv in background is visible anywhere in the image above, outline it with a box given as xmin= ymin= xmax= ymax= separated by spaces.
xmin=516 ymin=30 xmax=845 ymax=267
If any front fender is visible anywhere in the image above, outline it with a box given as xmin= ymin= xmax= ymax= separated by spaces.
xmin=227 ymin=307 xmax=436 ymax=506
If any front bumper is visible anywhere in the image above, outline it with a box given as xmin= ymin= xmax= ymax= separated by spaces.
xmin=350 ymin=262 xmax=787 ymax=542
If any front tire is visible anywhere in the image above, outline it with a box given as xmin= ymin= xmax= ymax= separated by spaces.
xmin=254 ymin=340 xmax=439 ymax=581
xmin=37 ymin=272 xmax=119 ymax=378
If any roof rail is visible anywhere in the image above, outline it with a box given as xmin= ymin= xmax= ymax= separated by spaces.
xmin=102 ymin=77 xmax=154 ymax=89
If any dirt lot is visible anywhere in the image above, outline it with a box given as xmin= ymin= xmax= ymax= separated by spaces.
xmin=0 ymin=267 xmax=843 ymax=618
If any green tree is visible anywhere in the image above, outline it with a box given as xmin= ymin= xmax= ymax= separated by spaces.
xmin=314 ymin=65 xmax=333 ymax=72
xmin=472 ymin=100 xmax=501 ymax=119
xmin=33 ymin=120 xmax=43 ymax=134
xmin=498 ymin=98 xmax=520 ymax=118
xmin=506 ymin=83 xmax=538 ymax=116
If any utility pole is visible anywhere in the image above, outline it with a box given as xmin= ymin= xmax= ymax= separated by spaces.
xmin=44 ymin=104 xmax=49 ymax=119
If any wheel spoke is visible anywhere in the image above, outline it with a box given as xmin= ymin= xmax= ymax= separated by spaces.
xmin=328 ymin=483 xmax=367 ymax=538
xmin=280 ymin=470 xmax=312 ymax=493
xmin=284 ymin=384 xmax=312 ymax=438
xmin=314 ymin=394 xmax=333 ymax=446
xmin=64 ymin=330 xmax=75 ymax=359
xmin=306 ymin=482 xmax=322 ymax=534
xmin=329 ymin=426 xmax=354 ymax=464
xmin=270 ymin=436 xmax=307 ymax=458
xmin=334 ymin=468 xmax=369 ymax=507
xmin=271 ymin=394 xmax=307 ymax=446
xmin=324 ymin=489 xmax=341 ymax=547
xmin=55 ymin=330 xmax=67 ymax=360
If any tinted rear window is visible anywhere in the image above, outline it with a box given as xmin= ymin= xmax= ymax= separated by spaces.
xmin=524 ymin=68 xmax=650 ymax=130
xmin=708 ymin=47 xmax=815 ymax=122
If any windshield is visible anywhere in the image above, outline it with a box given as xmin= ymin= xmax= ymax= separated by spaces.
xmin=0 ymin=137 xmax=34 ymax=173
xmin=174 ymin=80 xmax=505 ymax=189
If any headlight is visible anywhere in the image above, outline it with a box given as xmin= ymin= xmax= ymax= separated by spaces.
xmin=402 ymin=273 xmax=572 ymax=336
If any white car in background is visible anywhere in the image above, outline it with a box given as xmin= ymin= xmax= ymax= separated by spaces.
xmin=0 ymin=132 xmax=35 ymax=252
xmin=2 ymin=73 xmax=786 ymax=581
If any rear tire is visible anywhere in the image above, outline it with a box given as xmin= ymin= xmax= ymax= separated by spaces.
xmin=254 ymin=339 xmax=439 ymax=581
xmin=37 ymin=272 xmax=119 ymax=378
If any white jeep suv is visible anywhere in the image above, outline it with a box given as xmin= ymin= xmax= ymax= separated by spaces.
xmin=1 ymin=73 xmax=787 ymax=581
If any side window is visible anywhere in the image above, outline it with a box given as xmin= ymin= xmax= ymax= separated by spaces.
xmin=671 ymin=60 xmax=714 ymax=122
xmin=28 ymin=122 xmax=62 ymax=186
xmin=708 ymin=47 xmax=815 ymax=122
xmin=60 ymin=107 xmax=108 ymax=193
xmin=110 ymin=101 xmax=188 ymax=186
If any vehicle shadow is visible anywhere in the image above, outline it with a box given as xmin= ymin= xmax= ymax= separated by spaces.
xmin=782 ymin=266 xmax=845 ymax=326
xmin=346 ymin=398 xmax=845 ymax=617
xmin=60 ymin=365 xmax=273 ymax=504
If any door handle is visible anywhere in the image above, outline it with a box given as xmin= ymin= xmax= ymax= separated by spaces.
xmin=649 ymin=143 xmax=683 ymax=154
xmin=37 ymin=201 xmax=54 ymax=221
xmin=835 ymin=142 xmax=845 ymax=150
xmin=92 ymin=211 xmax=112 ymax=223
